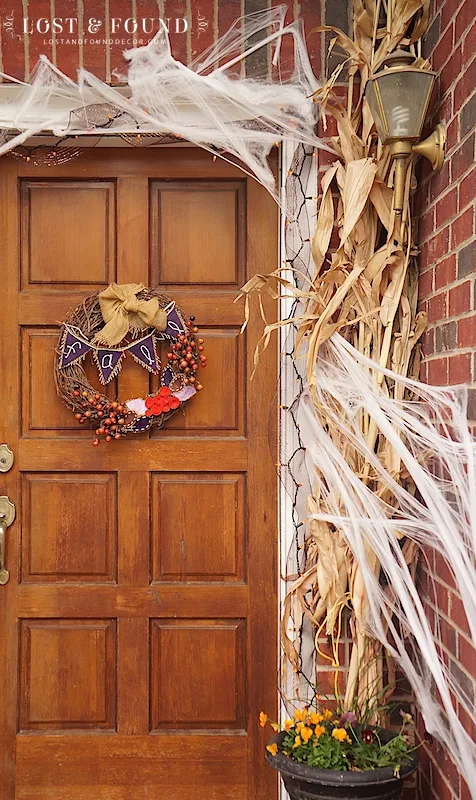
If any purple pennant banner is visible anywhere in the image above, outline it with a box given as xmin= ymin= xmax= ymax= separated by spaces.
xmin=60 ymin=329 xmax=93 ymax=369
xmin=165 ymin=308 xmax=185 ymax=337
xmin=94 ymin=348 xmax=125 ymax=384
xmin=128 ymin=334 xmax=160 ymax=374
xmin=161 ymin=366 xmax=173 ymax=386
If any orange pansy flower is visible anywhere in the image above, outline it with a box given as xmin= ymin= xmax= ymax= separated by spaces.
xmin=292 ymin=736 xmax=302 ymax=748
xmin=301 ymin=726 xmax=313 ymax=743
xmin=309 ymin=711 xmax=324 ymax=725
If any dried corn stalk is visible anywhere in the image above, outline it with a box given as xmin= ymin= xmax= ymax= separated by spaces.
xmin=239 ymin=0 xmax=430 ymax=710
xmin=303 ymin=0 xmax=430 ymax=711
xmin=240 ymin=0 xmax=476 ymax=792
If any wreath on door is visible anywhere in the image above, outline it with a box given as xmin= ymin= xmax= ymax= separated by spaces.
xmin=55 ymin=283 xmax=206 ymax=445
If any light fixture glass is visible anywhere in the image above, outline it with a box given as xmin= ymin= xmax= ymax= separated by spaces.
xmin=365 ymin=51 xmax=436 ymax=143
xmin=364 ymin=49 xmax=443 ymax=215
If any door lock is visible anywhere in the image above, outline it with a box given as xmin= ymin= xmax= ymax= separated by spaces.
xmin=0 ymin=444 xmax=14 ymax=473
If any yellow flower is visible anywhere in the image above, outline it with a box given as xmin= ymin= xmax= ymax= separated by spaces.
xmin=309 ymin=711 xmax=324 ymax=725
xmin=294 ymin=709 xmax=308 ymax=722
xmin=314 ymin=724 xmax=326 ymax=738
xmin=322 ymin=709 xmax=333 ymax=720
xmin=259 ymin=712 xmax=268 ymax=727
xmin=284 ymin=718 xmax=295 ymax=732
xmin=293 ymin=736 xmax=302 ymax=748
xmin=301 ymin=726 xmax=313 ymax=743
xmin=296 ymin=721 xmax=305 ymax=732
xmin=270 ymin=722 xmax=279 ymax=732
xmin=332 ymin=727 xmax=351 ymax=744
xmin=266 ymin=743 xmax=278 ymax=756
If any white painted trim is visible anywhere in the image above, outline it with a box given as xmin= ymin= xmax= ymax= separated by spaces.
xmin=279 ymin=137 xmax=298 ymax=660
xmin=278 ymin=141 xmax=317 ymax=799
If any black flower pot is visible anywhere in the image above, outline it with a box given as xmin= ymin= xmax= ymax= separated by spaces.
xmin=266 ymin=732 xmax=418 ymax=800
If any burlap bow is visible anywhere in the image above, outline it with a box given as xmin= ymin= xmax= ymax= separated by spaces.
xmin=94 ymin=283 xmax=167 ymax=346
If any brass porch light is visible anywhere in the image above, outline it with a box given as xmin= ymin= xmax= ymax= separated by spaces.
xmin=365 ymin=49 xmax=446 ymax=214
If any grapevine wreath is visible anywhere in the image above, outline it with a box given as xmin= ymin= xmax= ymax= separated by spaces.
xmin=55 ymin=283 xmax=206 ymax=445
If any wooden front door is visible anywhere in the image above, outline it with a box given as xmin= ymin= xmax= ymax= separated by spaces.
xmin=0 ymin=148 xmax=277 ymax=800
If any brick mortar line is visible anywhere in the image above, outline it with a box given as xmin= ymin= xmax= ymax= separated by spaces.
xmin=422 ymin=590 xmax=476 ymax=660
xmin=420 ymin=280 xmax=475 ymax=304
xmin=431 ymin=28 xmax=472 ymax=76
xmin=421 ymin=346 xmax=476 ymax=356
xmin=418 ymin=228 xmax=476 ymax=258
xmin=430 ymin=69 xmax=476 ymax=117
xmin=424 ymin=269 xmax=476 ymax=286
xmin=418 ymin=167 xmax=476 ymax=222
xmin=418 ymin=251 xmax=475 ymax=277
xmin=419 ymin=171 xmax=476 ymax=215
xmin=417 ymin=607 xmax=476 ymax=691
xmin=421 ymin=348 xmax=476 ymax=357
xmin=431 ymin=5 xmax=475 ymax=52
xmin=419 ymin=225 xmax=476 ymax=255
xmin=422 ymin=743 xmax=462 ymax=796
xmin=420 ymin=353 xmax=475 ymax=366
xmin=418 ymin=161 xmax=476 ymax=206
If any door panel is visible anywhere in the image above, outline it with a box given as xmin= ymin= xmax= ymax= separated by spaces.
xmin=19 ymin=618 xmax=117 ymax=730
xmin=151 ymin=472 xmax=245 ymax=583
xmin=21 ymin=328 xmax=118 ymax=437
xmin=150 ymin=180 xmax=246 ymax=286
xmin=20 ymin=179 xmax=116 ymax=289
xmin=21 ymin=472 xmax=118 ymax=583
xmin=0 ymin=148 xmax=277 ymax=800
xmin=150 ymin=618 xmax=246 ymax=729
xmin=152 ymin=327 xmax=245 ymax=434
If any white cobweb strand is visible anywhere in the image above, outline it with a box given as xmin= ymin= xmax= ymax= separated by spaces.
xmin=0 ymin=6 xmax=331 ymax=200
xmin=296 ymin=332 xmax=476 ymax=795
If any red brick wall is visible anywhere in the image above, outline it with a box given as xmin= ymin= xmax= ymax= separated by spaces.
xmin=417 ymin=0 xmax=476 ymax=407
xmin=0 ymin=0 xmax=326 ymax=81
xmin=416 ymin=0 xmax=476 ymax=796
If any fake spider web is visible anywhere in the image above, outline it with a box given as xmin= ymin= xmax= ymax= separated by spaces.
xmin=0 ymin=6 xmax=332 ymax=201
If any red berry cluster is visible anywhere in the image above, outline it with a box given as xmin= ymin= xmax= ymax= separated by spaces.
xmin=145 ymin=386 xmax=180 ymax=416
xmin=166 ymin=316 xmax=206 ymax=390
xmin=73 ymin=390 xmax=127 ymax=446
xmin=71 ymin=316 xmax=205 ymax=446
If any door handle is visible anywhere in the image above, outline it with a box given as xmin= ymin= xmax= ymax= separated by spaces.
xmin=0 ymin=496 xmax=15 ymax=586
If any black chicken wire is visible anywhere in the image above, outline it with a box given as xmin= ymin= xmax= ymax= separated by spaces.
xmin=278 ymin=144 xmax=322 ymax=706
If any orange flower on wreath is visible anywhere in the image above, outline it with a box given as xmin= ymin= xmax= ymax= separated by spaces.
xmin=145 ymin=386 xmax=180 ymax=416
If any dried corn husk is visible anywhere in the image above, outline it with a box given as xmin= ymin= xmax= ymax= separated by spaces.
xmin=239 ymin=0 xmax=435 ymax=713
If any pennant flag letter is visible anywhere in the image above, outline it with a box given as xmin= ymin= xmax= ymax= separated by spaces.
xmin=60 ymin=329 xmax=93 ymax=369
xmin=128 ymin=334 xmax=160 ymax=374
xmin=165 ymin=308 xmax=185 ymax=337
xmin=94 ymin=348 xmax=124 ymax=384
